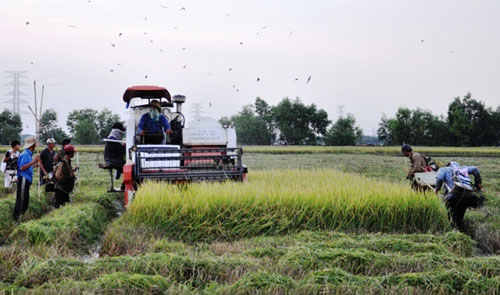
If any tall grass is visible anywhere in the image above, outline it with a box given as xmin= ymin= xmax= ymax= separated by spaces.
xmin=125 ymin=170 xmax=449 ymax=241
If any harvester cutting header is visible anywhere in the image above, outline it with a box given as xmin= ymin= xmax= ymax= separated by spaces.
xmin=121 ymin=86 xmax=247 ymax=205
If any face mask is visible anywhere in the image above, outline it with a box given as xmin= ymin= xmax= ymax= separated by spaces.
xmin=149 ymin=109 xmax=159 ymax=121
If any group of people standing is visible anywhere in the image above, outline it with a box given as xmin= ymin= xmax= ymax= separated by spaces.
xmin=2 ymin=136 xmax=78 ymax=221
xmin=402 ymin=144 xmax=484 ymax=232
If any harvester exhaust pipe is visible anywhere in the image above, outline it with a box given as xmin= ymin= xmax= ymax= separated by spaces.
xmin=172 ymin=94 xmax=186 ymax=113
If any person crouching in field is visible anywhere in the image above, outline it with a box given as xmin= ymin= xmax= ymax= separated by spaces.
xmin=54 ymin=144 xmax=78 ymax=208
xmin=401 ymin=144 xmax=426 ymax=179
xmin=435 ymin=162 xmax=484 ymax=231
xmin=13 ymin=136 xmax=40 ymax=221
xmin=2 ymin=140 xmax=21 ymax=190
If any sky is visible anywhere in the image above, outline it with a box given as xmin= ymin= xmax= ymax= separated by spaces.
xmin=1 ymin=0 xmax=500 ymax=136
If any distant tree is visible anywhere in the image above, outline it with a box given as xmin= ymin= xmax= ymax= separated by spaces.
xmin=73 ymin=119 xmax=99 ymax=144
xmin=272 ymin=98 xmax=330 ymax=145
xmin=324 ymin=115 xmax=363 ymax=146
xmin=377 ymin=108 xmax=448 ymax=146
xmin=39 ymin=109 xmax=68 ymax=143
xmin=67 ymin=108 xmax=122 ymax=143
xmin=222 ymin=105 xmax=275 ymax=145
xmin=447 ymin=93 xmax=497 ymax=146
xmin=254 ymin=97 xmax=275 ymax=134
xmin=218 ymin=116 xmax=232 ymax=128
xmin=0 ymin=110 xmax=22 ymax=145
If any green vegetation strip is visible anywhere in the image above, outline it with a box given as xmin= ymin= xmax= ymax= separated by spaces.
xmin=9 ymin=202 xmax=109 ymax=249
xmin=124 ymin=170 xmax=449 ymax=242
xmin=2 ymin=145 xmax=500 ymax=157
xmin=3 ymin=231 xmax=500 ymax=294
xmin=244 ymin=146 xmax=500 ymax=157
xmin=0 ymin=192 xmax=49 ymax=244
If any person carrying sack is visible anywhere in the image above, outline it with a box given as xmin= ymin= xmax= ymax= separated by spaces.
xmin=53 ymin=144 xmax=78 ymax=208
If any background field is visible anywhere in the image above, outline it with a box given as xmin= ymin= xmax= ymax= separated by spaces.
xmin=1 ymin=147 xmax=500 ymax=294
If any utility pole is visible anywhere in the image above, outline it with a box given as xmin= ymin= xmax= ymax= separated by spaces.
xmin=3 ymin=71 xmax=30 ymax=115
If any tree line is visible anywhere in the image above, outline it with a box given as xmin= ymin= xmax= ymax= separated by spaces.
xmin=0 ymin=108 xmax=122 ymax=145
xmin=219 ymin=97 xmax=363 ymax=145
xmin=377 ymin=93 xmax=500 ymax=146
xmin=2 ymin=92 xmax=497 ymax=147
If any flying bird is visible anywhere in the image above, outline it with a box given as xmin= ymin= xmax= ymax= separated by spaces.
xmin=109 ymin=69 xmax=114 ymax=72
xmin=289 ymin=30 xmax=295 ymax=37
xmin=181 ymin=47 xmax=186 ymax=50
xmin=450 ymin=50 xmax=454 ymax=53
xmin=25 ymin=21 xmax=30 ymax=25
xmin=228 ymin=68 xmax=233 ymax=71
xmin=182 ymin=64 xmax=187 ymax=69
xmin=160 ymin=49 xmax=163 ymax=53
xmin=144 ymin=16 xmax=147 ymax=21
xmin=118 ymin=33 xmax=123 ymax=37
xmin=30 ymin=62 xmax=34 ymax=65
xmin=294 ymin=78 xmax=299 ymax=81
xmin=256 ymin=78 xmax=260 ymax=82
xmin=239 ymin=42 xmax=243 ymax=45
xmin=306 ymin=75 xmax=312 ymax=83
xmin=180 ymin=7 xmax=186 ymax=11
xmin=110 ymin=44 xmax=116 ymax=47
xmin=150 ymin=40 xmax=154 ymax=43
xmin=68 ymin=25 xmax=76 ymax=29
xmin=262 ymin=26 xmax=267 ymax=29
xmin=421 ymin=40 xmax=424 ymax=42
xmin=160 ymin=5 xmax=168 ymax=8
xmin=144 ymin=32 xmax=147 ymax=35
xmin=209 ymin=102 xmax=212 ymax=107
xmin=144 ymin=75 xmax=148 ymax=79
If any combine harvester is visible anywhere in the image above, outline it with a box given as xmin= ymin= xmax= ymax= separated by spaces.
xmin=122 ymin=86 xmax=247 ymax=205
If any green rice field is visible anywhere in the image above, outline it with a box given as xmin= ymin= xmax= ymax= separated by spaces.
xmin=1 ymin=147 xmax=500 ymax=294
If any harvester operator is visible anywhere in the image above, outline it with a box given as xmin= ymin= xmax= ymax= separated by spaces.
xmin=138 ymin=100 xmax=172 ymax=144
xmin=435 ymin=162 xmax=483 ymax=231
xmin=401 ymin=144 xmax=426 ymax=179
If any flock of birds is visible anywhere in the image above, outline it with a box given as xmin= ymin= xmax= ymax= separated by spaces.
xmin=23 ymin=2 xmax=313 ymax=96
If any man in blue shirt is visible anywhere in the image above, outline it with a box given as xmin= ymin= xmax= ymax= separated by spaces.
xmin=435 ymin=162 xmax=483 ymax=231
xmin=137 ymin=100 xmax=172 ymax=144
xmin=13 ymin=136 xmax=40 ymax=221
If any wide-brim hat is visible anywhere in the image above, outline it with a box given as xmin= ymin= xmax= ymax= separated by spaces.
xmin=46 ymin=138 xmax=57 ymax=144
xmin=149 ymin=100 xmax=162 ymax=111
xmin=23 ymin=136 xmax=37 ymax=149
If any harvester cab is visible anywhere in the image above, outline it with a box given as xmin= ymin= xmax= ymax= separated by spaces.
xmin=122 ymin=86 xmax=247 ymax=205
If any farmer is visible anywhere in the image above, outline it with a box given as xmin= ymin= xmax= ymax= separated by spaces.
xmin=2 ymin=140 xmax=21 ymax=189
xmin=435 ymin=162 xmax=483 ymax=231
xmin=104 ymin=122 xmax=126 ymax=178
xmin=54 ymin=144 xmax=78 ymax=208
xmin=54 ymin=138 xmax=71 ymax=163
xmin=401 ymin=144 xmax=426 ymax=179
xmin=39 ymin=138 xmax=57 ymax=185
xmin=137 ymin=100 xmax=172 ymax=144
xmin=13 ymin=136 xmax=40 ymax=221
